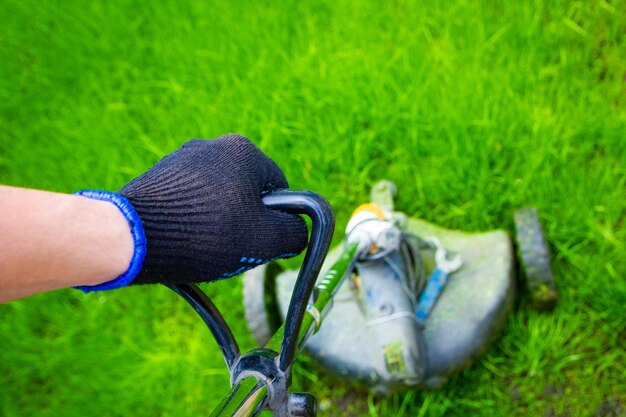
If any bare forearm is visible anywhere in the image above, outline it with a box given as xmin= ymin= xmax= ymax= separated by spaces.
xmin=0 ymin=186 xmax=134 ymax=302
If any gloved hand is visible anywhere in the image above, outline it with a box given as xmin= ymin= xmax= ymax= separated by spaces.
xmin=116 ymin=134 xmax=307 ymax=285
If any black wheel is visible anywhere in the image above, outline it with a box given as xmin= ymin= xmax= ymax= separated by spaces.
xmin=513 ymin=207 xmax=558 ymax=311
xmin=243 ymin=262 xmax=285 ymax=346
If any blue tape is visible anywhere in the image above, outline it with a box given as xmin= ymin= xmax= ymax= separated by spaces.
xmin=415 ymin=268 xmax=448 ymax=324
xmin=72 ymin=190 xmax=147 ymax=293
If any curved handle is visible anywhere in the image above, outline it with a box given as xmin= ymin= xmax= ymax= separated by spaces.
xmin=168 ymin=189 xmax=335 ymax=413
xmin=167 ymin=283 xmax=241 ymax=371
xmin=261 ymin=190 xmax=335 ymax=372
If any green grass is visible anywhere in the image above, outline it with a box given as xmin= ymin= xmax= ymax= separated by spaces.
xmin=1 ymin=0 xmax=625 ymax=415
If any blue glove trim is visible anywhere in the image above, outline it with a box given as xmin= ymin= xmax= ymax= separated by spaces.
xmin=72 ymin=190 xmax=147 ymax=293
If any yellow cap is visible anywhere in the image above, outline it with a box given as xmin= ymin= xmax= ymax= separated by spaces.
xmin=351 ymin=203 xmax=387 ymax=220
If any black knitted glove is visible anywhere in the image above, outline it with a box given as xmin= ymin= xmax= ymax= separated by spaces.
xmin=119 ymin=134 xmax=308 ymax=285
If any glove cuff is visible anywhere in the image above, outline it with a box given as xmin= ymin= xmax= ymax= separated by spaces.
xmin=72 ymin=190 xmax=147 ymax=292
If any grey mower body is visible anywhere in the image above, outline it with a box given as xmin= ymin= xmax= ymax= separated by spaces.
xmin=244 ymin=181 xmax=536 ymax=394
xmin=268 ymin=221 xmax=515 ymax=393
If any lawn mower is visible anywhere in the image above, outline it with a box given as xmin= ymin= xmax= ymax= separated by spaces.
xmin=168 ymin=181 xmax=556 ymax=416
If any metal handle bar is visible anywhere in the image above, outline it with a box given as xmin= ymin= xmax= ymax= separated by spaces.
xmin=260 ymin=190 xmax=335 ymax=372
xmin=167 ymin=190 xmax=335 ymax=416
xmin=166 ymin=283 xmax=241 ymax=371
xmin=210 ymin=242 xmax=360 ymax=416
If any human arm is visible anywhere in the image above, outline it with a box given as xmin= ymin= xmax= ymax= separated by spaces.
xmin=0 ymin=135 xmax=308 ymax=302
xmin=0 ymin=186 xmax=134 ymax=302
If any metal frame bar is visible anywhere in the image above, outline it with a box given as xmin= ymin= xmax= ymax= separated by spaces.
xmin=167 ymin=283 xmax=241 ymax=371
xmin=167 ymin=190 xmax=359 ymax=416
xmin=226 ymin=242 xmax=360 ymax=417
xmin=260 ymin=191 xmax=335 ymax=373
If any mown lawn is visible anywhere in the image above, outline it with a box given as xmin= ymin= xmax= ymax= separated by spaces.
xmin=1 ymin=1 xmax=625 ymax=416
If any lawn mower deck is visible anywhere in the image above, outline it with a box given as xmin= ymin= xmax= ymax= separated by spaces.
xmin=243 ymin=181 xmax=554 ymax=394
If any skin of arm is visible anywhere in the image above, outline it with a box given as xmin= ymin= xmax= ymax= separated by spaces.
xmin=0 ymin=185 xmax=134 ymax=303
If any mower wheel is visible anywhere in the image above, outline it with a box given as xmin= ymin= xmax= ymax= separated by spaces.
xmin=513 ymin=207 xmax=558 ymax=310
xmin=242 ymin=262 xmax=284 ymax=346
